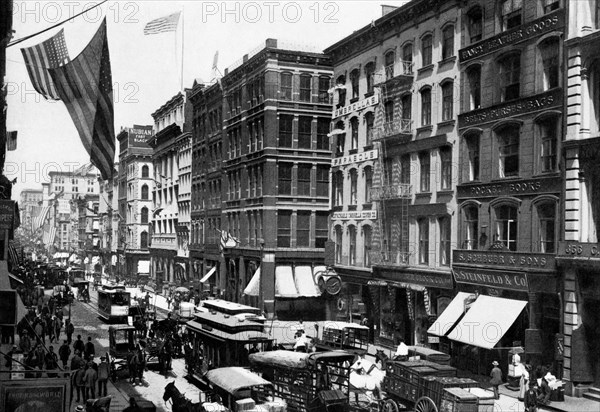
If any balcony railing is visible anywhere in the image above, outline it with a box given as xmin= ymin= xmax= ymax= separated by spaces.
xmin=373 ymin=119 xmax=413 ymax=140
xmin=372 ymin=184 xmax=412 ymax=201
xmin=369 ymin=250 xmax=411 ymax=266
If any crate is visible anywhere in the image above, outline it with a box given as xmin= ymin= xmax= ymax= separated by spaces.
xmin=422 ymin=377 xmax=479 ymax=407
xmin=464 ymin=388 xmax=495 ymax=412
xmin=439 ymin=388 xmax=478 ymax=412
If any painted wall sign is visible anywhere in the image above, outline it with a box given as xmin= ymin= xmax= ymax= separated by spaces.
xmin=379 ymin=269 xmax=454 ymax=289
xmin=458 ymin=88 xmax=562 ymax=128
xmin=332 ymin=210 xmax=377 ymax=220
xmin=459 ymin=9 xmax=564 ymax=62
xmin=557 ymin=241 xmax=600 ymax=258
xmin=453 ymin=267 xmax=529 ymax=291
xmin=332 ymin=149 xmax=379 ymax=167
xmin=333 ymin=94 xmax=379 ymax=118
xmin=453 ymin=250 xmax=555 ymax=270
xmin=129 ymin=124 xmax=153 ymax=148
xmin=457 ymin=176 xmax=560 ymax=199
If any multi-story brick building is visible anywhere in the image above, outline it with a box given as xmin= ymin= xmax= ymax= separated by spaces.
xmin=189 ymin=81 xmax=224 ymax=295
xmin=19 ymin=189 xmax=43 ymax=234
xmin=325 ymin=0 xmax=462 ymax=347
xmin=116 ymin=125 xmax=153 ymax=283
xmin=557 ymin=0 xmax=600 ymax=395
xmin=445 ymin=0 xmax=564 ymax=377
xmin=218 ymin=39 xmax=333 ymax=318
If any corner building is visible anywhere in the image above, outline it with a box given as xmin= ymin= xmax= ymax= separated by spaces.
xmin=325 ymin=0 xmax=462 ymax=348
xmin=220 ymin=39 xmax=333 ymax=319
xmin=448 ymin=0 xmax=564 ymax=377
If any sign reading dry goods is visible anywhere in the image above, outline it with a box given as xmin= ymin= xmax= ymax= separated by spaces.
xmin=333 ymin=94 xmax=379 ymax=118
xmin=458 ymin=88 xmax=561 ymax=128
xmin=459 ymin=9 xmax=564 ymax=62
xmin=453 ymin=267 xmax=529 ymax=291
xmin=332 ymin=210 xmax=377 ymax=220
xmin=453 ymin=250 xmax=555 ymax=270
xmin=457 ymin=176 xmax=560 ymax=199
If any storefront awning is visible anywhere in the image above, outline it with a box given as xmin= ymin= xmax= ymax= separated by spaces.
xmin=276 ymin=266 xmax=299 ymax=298
xmin=137 ymin=260 xmax=150 ymax=274
xmin=427 ymin=292 xmax=472 ymax=337
xmin=200 ymin=267 xmax=217 ymax=283
xmin=447 ymin=295 xmax=527 ymax=349
xmin=243 ymin=267 xmax=260 ymax=297
xmin=294 ymin=266 xmax=321 ymax=297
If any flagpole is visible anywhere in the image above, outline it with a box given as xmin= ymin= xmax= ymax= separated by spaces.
xmin=180 ymin=7 xmax=184 ymax=92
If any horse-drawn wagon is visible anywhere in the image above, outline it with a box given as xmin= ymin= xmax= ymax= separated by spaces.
xmin=107 ymin=324 xmax=136 ymax=381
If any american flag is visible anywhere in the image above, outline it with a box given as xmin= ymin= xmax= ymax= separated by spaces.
xmin=144 ymin=12 xmax=181 ymax=35
xmin=32 ymin=205 xmax=51 ymax=233
xmin=43 ymin=226 xmax=57 ymax=247
xmin=6 ymin=131 xmax=17 ymax=151
xmin=20 ymin=29 xmax=70 ymax=100
xmin=48 ymin=19 xmax=115 ymax=181
xmin=8 ymin=244 xmax=21 ymax=266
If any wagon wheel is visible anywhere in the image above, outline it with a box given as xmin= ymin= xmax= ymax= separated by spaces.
xmin=414 ymin=396 xmax=437 ymax=412
xmin=381 ymin=398 xmax=399 ymax=412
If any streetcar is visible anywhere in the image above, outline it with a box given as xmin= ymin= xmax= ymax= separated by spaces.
xmin=98 ymin=287 xmax=131 ymax=321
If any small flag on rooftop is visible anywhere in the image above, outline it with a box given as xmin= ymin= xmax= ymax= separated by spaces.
xmin=144 ymin=11 xmax=181 ymax=35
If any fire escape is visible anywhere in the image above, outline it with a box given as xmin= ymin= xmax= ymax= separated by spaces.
xmin=370 ymin=59 xmax=414 ymax=267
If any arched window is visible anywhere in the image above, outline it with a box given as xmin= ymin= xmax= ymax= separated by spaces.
xmin=499 ymin=53 xmax=521 ymax=101
xmin=466 ymin=65 xmax=482 ymax=110
xmin=280 ymin=72 xmax=293 ymax=100
xmin=350 ymin=117 xmax=359 ymax=150
xmin=350 ymin=169 xmax=358 ymax=205
xmin=336 ymin=75 xmax=346 ymax=108
xmin=335 ymin=120 xmax=345 ymax=154
xmin=141 ymin=184 xmax=149 ymax=200
xmin=363 ymin=225 xmax=372 ymax=267
xmin=439 ymin=216 xmax=451 ymax=265
xmin=496 ymin=124 xmax=520 ymax=177
xmin=364 ymin=166 xmax=373 ymax=203
xmin=539 ymin=116 xmax=558 ymax=173
xmin=442 ymin=25 xmax=455 ymax=59
xmin=539 ymin=37 xmax=559 ymax=90
xmin=384 ymin=100 xmax=394 ymax=123
xmin=468 ymin=7 xmax=483 ymax=43
xmin=537 ymin=202 xmax=556 ymax=252
xmin=318 ymin=76 xmax=330 ymax=103
xmin=299 ymin=73 xmax=312 ymax=102
xmin=349 ymin=225 xmax=357 ymax=265
xmin=418 ymin=218 xmax=429 ymax=264
xmin=385 ymin=51 xmax=395 ymax=79
xmin=365 ymin=112 xmax=374 ymax=146
xmin=402 ymin=43 xmax=413 ymax=74
xmin=365 ymin=62 xmax=376 ymax=94
xmin=350 ymin=69 xmax=360 ymax=99
xmin=463 ymin=205 xmax=479 ymax=249
xmin=333 ymin=171 xmax=344 ymax=206
xmin=140 ymin=231 xmax=148 ymax=249
xmin=464 ymin=132 xmax=481 ymax=182
xmin=494 ymin=204 xmax=518 ymax=251
xmin=141 ymin=165 xmax=149 ymax=178
xmin=335 ymin=225 xmax=343 ymax=264
xmin=141 ymin=207 xmax=149 ymax=224
xmin=441 ymin=81 xmax=454 ymax=121
xmin=421 ymin=34 xmax=433 ymax=67
xmin=421 ymin=87 xmax=432 ymax=126
xmin=419 ymin=151 xmax=431 ymax=192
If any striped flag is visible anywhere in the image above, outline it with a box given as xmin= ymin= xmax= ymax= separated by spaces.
xmin=6 ymin=131 xmax=17 ymax=151
xmin=48 ymin=19 xmax=115 ymax=181
xmin=20 ymin=29 xmax=70 ymax=100
xmin=8 ymin=244 xmax=21 ymax=266
xmin=218 ymin=229 xmax=239 ymax=250
xmin=43 ymin=226 xmax=57 ymax=247
xmin=32 ymin=205 xmax=51 ymax=232
xmin=144 ymin=12 xmax=181 ymax=35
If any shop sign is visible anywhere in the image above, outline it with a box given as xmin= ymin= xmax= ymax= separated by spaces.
xmin=0 ymin=200 xmax=14 ymax=230
xmin=128 ymin=124 xmax=153 ymax=148
xmin=381 ymin=270 xmax=454 ymax=289
xmin=557 ymin=241 xmax=600 ymax=258
xmin=458 ymin=88 xmax=561 ymax=128
xmin=1 ymin=380 xmax=67 ymax=412
xmin=459 ymin=9 xmax=564 ymax=62
xmin=333 ymin=94 xmax=379 ymax=118
xmin=332 ymin=149 xmax=379 ymax=167
xmin=453 ymin=250 xmax=555 ymax=270
xmin=453 ymin=267 xmax=529 ymax=291
xmin=428 ymin=336 xmax=440 ymax=344
xmin=332 ymin=210 xmax=377 ymax=220
xmin=457 ymin=176 xmax=560 ymax=199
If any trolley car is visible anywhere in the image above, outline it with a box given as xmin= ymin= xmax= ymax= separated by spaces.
xmin=98 ymin=286 xmax=131 ymax=321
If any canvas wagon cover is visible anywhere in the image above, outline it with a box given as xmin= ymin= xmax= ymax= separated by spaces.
xmin=206 ymin=367 xmax=272 ymax=395
xmin=249 ymin=350 xmax=309 ymax=369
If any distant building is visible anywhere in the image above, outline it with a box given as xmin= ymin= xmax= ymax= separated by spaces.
xmin=19 ymin=188 xmax=43 ymax=233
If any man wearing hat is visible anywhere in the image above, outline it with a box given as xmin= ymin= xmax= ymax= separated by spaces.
xmin=524 ymin=380 xmax=539 ymax=412
xmin=75 ymin=405 xmax=85 ymax=412
xmin=83 ymin=361 xmax=98 ymax=400
xmin=490 ymin=360 xmax=503 ymax=400
xmin=97 ymin=356 xmax=109 ymax=397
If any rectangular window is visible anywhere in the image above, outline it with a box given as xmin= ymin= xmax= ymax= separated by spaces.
xmin=403 ymin=44 xmax=413 ymax=74
xmin=297 ymin=164 xmax=312 ymax=196
xmin=495 ymin=205 xmax=518 ymax=251
xmin=299 ymin=74 xmax=312 ymax=102
xmin=400 ymin=154 xmax=411 ymax=185
xmin=316 ymin=165 xmax=329 ymax=197
xmin=499 ymin=130 xmax=519 ymax=177
xmin=500 ymin=55 xmax=521 ymax=101
xmin=419 ymin=151 xmax=430 ymax=192
xmin=365 ymin=63 xmax=375 ymax=94
xmin=277 ymin=211 xmax=292 ymax=247
xmin=318 ymin=76 xmax=330 ymax=103
xmin=502 ymin=0 xmax=522 ymax=31
xmin=468 ymin=67 xmax=481 ymax=110
xmin=315 ymin=212 xmax=328 ymax=248
xmin=317 ymin=118 xmax=329 ymax=150
xmin=363 ymin=226 xmax=372 ymax=267
xmin=349 ymin=227 xmax=357 ymax=265
xmin=365 ymin=113 xmax=374 ymax=146
xmin=419 ymin=219 xmax=429 ymax=264
xmin=350 ymin=118 xmax=359 ymax=150
xmin=422 ymin=35 xmax=433 ymax=66
xmin=365 ymin=167 xmax=373 ymax=203
xmin=421 ymin=89 xmax=431 ymax=126
xmin=401 ymin=95 xmax=412 ymax=121
xmin=298 ymin=117 xmax=312 ymax=149
xmin=350 ymin=170 xmax=358 ymax=205
xmin=442 ymin=83 xmax=453 ymax=121
xmin=440 ymin=146 xmax=452 ymax=190
xmin=544 ymin=0 xmax=560 ymax=13
xmin=335 ymin=227 xmax=343 ymax=264
xmin=279 ymin=115 xmax=293 ymax=147
xmin=385 ymin=52 xmax=395 ymax=79
xmin=541 ymin=122 xmax=557 ymax=173
xmin=466 ymin=135 xmax=480 ymax=181
xmin=281 ymin=73 xmax=293 ymax=100
xmin=350 ymin=70 xmax=360 ymax=99
xmin=469 ymin=9 xmax=483 ymax=43
xmin=439 ymin=217 xmax=451 ymax=266
xmin=278 ymin=163 xmax=293 ymax=195
xmin=297 ymin=211 xmax=311 ymax=247
xmin=442 ymin=26 xmax=454 ymax=59
xmin=538 ymin=203 xmax=556 ymax=253
xmin=464 ymin=206 xmax=478 ymax=250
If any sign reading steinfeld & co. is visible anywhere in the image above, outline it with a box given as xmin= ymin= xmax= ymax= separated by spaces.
xmin=453 ymin=267 xmax=529 ymax=291
xmin=459 ymin=9 xmax=564 ymax=62
xmin=333 ymin=94 xmax=379 ymax=118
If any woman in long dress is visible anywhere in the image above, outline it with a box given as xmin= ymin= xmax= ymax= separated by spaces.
xmin=518 ymin=363 xmax=530 ymax=401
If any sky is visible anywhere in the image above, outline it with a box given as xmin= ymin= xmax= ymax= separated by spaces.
xmin=5 ymin=0 xmax=409 ymax=198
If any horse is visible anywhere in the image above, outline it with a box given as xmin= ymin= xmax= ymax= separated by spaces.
xmin=163 ymin=381 xmax=203 ymax=412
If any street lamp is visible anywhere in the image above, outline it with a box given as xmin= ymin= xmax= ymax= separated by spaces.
xmin=259 ymin=239 xmax=264 ymax=313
